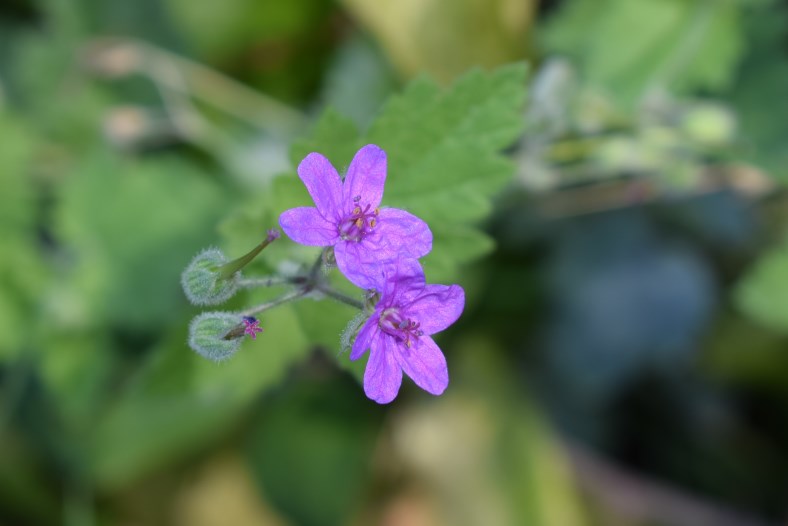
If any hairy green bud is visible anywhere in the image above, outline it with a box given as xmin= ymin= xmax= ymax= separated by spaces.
xmin=188 ymin=311 xmax=244 ymax=362
xmin=181 ymin=248 xmax=240 ymax=306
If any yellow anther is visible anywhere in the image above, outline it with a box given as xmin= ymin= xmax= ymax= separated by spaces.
xmin=352 ymin=206 xmax=361 ymax=215
xmin=355 ymin=218 xmax=363 ymax=228
xmin=374 ymin=207 xmax=380 ymax=215
xmin=369 ymin=219 xmax=376 ymax=228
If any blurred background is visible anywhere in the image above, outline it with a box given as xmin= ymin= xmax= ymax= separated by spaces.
xmin=1 ymin=0 xmax=788 ymax=524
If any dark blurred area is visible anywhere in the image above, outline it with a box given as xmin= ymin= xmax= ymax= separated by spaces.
xmin=1 ymin=0 xmax=787 ymax=525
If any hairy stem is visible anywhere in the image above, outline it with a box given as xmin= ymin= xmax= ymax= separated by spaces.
xmin=238 ymin=248 xmax=363 ymax=317
xmin=316 ymin=285 xmax=365 ymax=310
xmin=240 ymin=289 xmax=308 ymax=317
xmin=238 ymin=276 xmax=294 ymax=288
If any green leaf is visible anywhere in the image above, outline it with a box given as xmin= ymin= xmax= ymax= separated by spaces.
xmin=0 ymin=113 xmax=46 ymax=360
xmin=423 ymin=225 xmax=496 ymax=283
xmin=54 ymin=152 xmax=231 ymax=330
xmin=735 ymin=240 xmax=788 ymax=333
xmin=246 ymin=375 xmax=381 ymax=526
xmin=91 ymin=303 xmax=312 ymax=488
xmin=37 ymin=332 xmax=117 ymax=428
xmin=290 ymin=108 xmax=362 ymax=167
xmin=321 ymin=34 xmax=400 ymax=129
xmin=544 ymin=0 xmax=745 ymax=103
xmin=727 ymin=2 xmax=788 ymax=180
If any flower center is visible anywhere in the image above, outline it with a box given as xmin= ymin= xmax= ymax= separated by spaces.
xmin=338 ymin=196 xmax=379 ymax=242
xmin=379 ymin=307 xmax=423 ymax=348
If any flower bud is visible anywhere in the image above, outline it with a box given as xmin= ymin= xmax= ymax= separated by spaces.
xmin=188 ymin=311 xmax=244 ymax=362
xmin=181 ymin=248 xmax=240 ymax=306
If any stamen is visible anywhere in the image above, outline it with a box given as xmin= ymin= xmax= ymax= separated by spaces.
xmin=379 ymin=308 xmax=423 ymax=348
xmin=336 ymin=198 xmax=381 ymax=242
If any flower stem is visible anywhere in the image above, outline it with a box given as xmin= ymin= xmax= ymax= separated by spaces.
xmin=238 ymin=276 xmax=293 ymax=288
xmin=236 ymin=248 xmax=363 ymax=317
xmin=316 ymin=286 xmax=365 ymax=310
xmin=240 ymin=289 xmax=308 ymax=317
xmin=308 ymin=249 xmax=327 ymax=281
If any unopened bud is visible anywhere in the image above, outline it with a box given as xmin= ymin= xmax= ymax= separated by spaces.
xmin=188 ymin=311 xmax=244 ymax=362
xmin=181 ymin=248 xmax=239 ymax=306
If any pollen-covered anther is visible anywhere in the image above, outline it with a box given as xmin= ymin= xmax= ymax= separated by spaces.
xmin=338 ymin=201 xmax=380 ymax=242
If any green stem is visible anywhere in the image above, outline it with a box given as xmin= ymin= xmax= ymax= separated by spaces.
xmin=238 ymin=276 xmax=294 ymax=288
xmin=316 ymin=286 xmax=365 ymax=310
xmin=240 ymin=289 xmax=309 ymax=317
xmin=308 ymin=249 xmax=328 ymax=281
xmin=217 ymin=236 xmax=277 ymax=280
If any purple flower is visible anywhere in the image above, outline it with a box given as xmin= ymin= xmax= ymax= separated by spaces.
xmin=279 ymin=145 xmax=432 ymax=288
xmin=242 ymin=316 xmax=263 ymax=339
xmin=351 ymin=260 xmax=465 ymax=404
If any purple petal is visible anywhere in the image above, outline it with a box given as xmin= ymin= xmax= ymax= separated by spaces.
xmin=350 ymin=317 xmax=378 ymax=361
xmin=406 ymin=284 xmax=465 ymax=335
xmin=335 ymin=239 xmax=426 ymax=293
xmin=298 ymin=153 xmax=343 ymax=220
xmin=334 ymin=238 xmax=383 ymax=289
xmin=279 ymin=207 xmax=339 ymax=246
xmin=376 ymin=208 xmax=432 ymax=259
xmin=396 ymin=336 xmax=448 ymax=396
xmin=343 ymin=145 xmax=387 ymax=209
xmin=364 ymin=335 xmax=403 ymax=404
xmin=385 ymin=258 xmax=426 ymax=304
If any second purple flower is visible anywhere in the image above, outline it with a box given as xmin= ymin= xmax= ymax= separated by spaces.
xmin=279 ymin=144 xmax=432 ymax=288
xmin=351 ymin=259 xmax=465 ymax=404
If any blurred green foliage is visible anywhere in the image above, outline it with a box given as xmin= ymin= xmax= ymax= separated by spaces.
xmin=0 ymin=0 xmax=787 ymax=525
xmin=0 ymin=114 xmax=44 ymax=361
xmin=544 ymin=0 xmax=744 ymax=104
